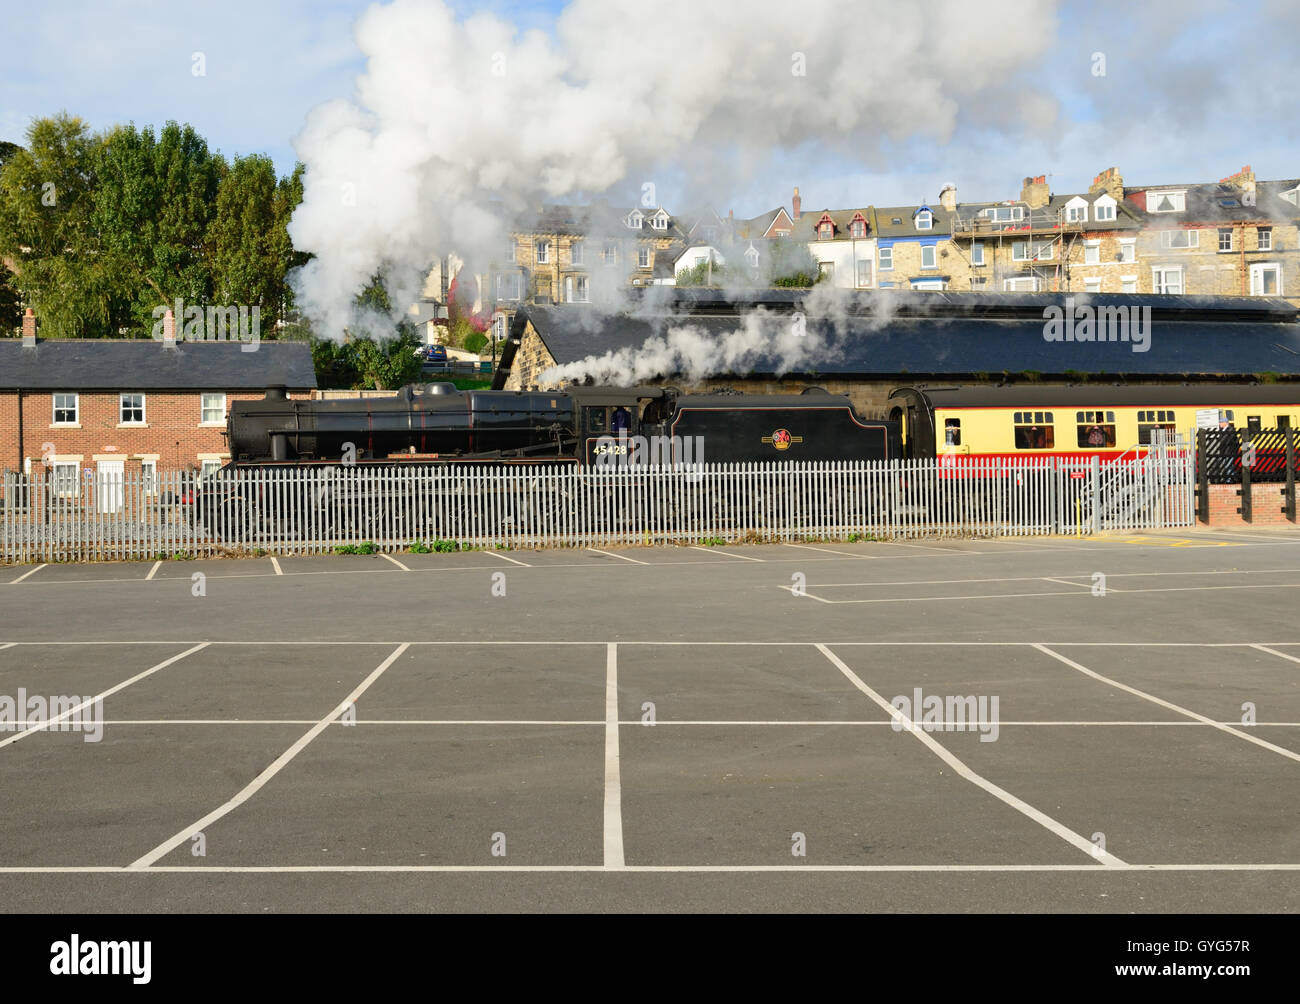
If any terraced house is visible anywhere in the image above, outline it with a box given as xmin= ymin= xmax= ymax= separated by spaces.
xmin=487 ymin=201 xmax=687 ymax=323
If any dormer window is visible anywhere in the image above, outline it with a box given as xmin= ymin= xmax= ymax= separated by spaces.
xmin=626 ymin=210 xmax=643 ymax=229
xmin=744 ymin=244 xmax=760 ymax=267
xmin=817 ymin=221 xmax=834 ymax=240
xmin=1147 ymin=191 xmax=1185 ymax=213
xmin=1281 ymin=185 xmax=1300 ymax=208
xmin=650 ymin=211 xmax=669 ymax=231
xmin=915 ymin=209 xmax=933 ymax=231
xmin=1094 ymin=199 xmax=1116 ymax=222
xmin=980 ymin=206 xmax=1025 ymax=223
xmin=849 ymin=215 xmax=867 ymax=239
xmin=1065 ymin=199 xmax=1088 ymax=223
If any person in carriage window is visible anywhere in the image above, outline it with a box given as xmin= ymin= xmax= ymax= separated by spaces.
xmin=612 ymin=406 xmax=632 ymax=434
xmin=1087 ymin=424 xmax=1106 ymax=447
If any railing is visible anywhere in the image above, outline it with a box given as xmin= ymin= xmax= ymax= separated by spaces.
xmin=0 ymin=454 xmax=1197 ymax=563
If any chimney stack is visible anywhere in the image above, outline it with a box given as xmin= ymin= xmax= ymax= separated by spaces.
xmin=162 ymin=308 xmax=177 ymax=347
xmin=1220 ymin=165 xmax=1257 ymax=204
xmin=21 ymin=307 xmax=36 ymax=347
xmin=792 ymin=186 xmax=801 ymax=221
xmin=938 ymin=183 xmax=957 ymax=212
xmin=1089 ymin=166 xmax=1124 ymax=202
xmin=1020 ymin=174 xmax=1050 ymax=210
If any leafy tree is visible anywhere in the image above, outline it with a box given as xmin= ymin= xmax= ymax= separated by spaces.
xmin=675 ymin=258 xmax=725 ymax=287
xmin=209 ymin=153 xmax=292 ymax=329
xmin=350 ymin=327 xmax=423 ymax=390
xmin=0 ymin=114 xmax=119 ymax=337
xmin=463 ymin=331 xmax=488 ymax=354
xmin=0 ymin=141 xmax=21 ymax=169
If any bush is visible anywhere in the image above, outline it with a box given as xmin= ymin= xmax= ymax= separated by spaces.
xmin=463 ymin=332 xmax=488 ymax=355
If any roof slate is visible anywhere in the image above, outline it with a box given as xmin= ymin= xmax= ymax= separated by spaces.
xmin=0 ymin=339 xmax=318 ymax=391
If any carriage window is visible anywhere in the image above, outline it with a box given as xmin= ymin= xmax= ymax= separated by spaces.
xmin=1279 ymin=416 xmax=1291 ymax=430
xmin=1247 ymin=416 xmax=1262 ymax=433
xmin=943 ymin=418 xmax=961 ymax=447
xmin=1137 ymin=409 xmax=1177 ymax=445
xmin=587 ymin=408 xmax=607 ymax=433
xmin=1076 ymin=410 xmax=1117 ymax=448
xmin=1012 ymin=411 xmax=1054 ymax=450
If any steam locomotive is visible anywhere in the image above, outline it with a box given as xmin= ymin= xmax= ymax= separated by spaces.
xmin=226 ymin=384 xmax=900 ymax=467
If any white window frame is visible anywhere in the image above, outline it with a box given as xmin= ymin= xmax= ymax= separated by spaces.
xmin=981 ymin=206 xmax=1024 ymax=223
xmin=1250 ymin=262 xmax=1282 ymax=297
xmin=818 ymin=222 xmax=834 ymax=240
xmin=1258 ymin=227 xmax=1273 ymax=251
xmin=200 ymin=393 xmax=226 ymax=426
xmin=971 ymin=241 xmax=984 ymax=266
xmin=602 ymin=244 xmax=617 ymax=266
xmin=119 ymin=393 xmax=146 ymax=426
xmin=571 ymin=241 xmax=584 ymax=265
xmin=1012 ymin=239 xmax=1054 ymax=262
xmin=850 ymin=219 xmax=866 ymax=239
xmin=1065 ymin=200 xmax=1088 ymax=223
xmin=1118 ymin=239 xmax=1137 ymax=263
xmin=1003 ymin=277 xmax=1040 ymax=292
xmin=1159 ymin=229 xmax=1199 ymax=250
xmin=626 ymin=211 xmax=643 ymax=230
xmin=573 ymin=275 xmax=590 ymax=302
xmin=1217 ymin=228 xmax=1233 ymax=253
xmin=1147 ymin=190 xmax=1186 ymax=213
xmin=140 ymin=459 xmax=158 ymax=496
xmin=535 ymin=240 xmax=550 ymax=264
xmin=911 ymin=278 xmax=946 ymax=291
xmin=1084 ymin=240 xmax=1100 ymax=266
xmin=1152 ymin=266 xmax=1183 ymax=295
xmin=878 ymin=246 xmax=893 ymax=271
xmin=915 ymin=209 xmax=933 ymax=231
xmin=1093 ymin=200 xmax=1116 ymax=222
xmin=650 ymin=211 xmax=669 ymax=231
xmin=52 ymin=461 xmax=79 ymax=498
xmin=920 ymin=245 xmax=937 ymax=269
xmin=638 ymin=247 xmax=650 ymax=268
xmin=52 ymin=393 xmax=79 ymax=426
xmin=496 ymin=273 xmax=521 ymax=301
xmin=744 ymin=247 xmax=760 ymax=268
xmin=1084 ymin=277 xmax=1102 ymax=293
xmin=856 ymin=258 xmax=873 ymax=287
xmin=492 ymin=313 xmax=508 ymax=342
xmin=970 ymin=276 xmax=988 ymax=290
xmin=1121 ymin=275 xmax=1138 ymax=293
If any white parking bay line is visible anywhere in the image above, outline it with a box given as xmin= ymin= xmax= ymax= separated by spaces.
xmin=0 ymin=643 xmax=209 ymax=749
xmin=129 ymin=643 xmax=410 ymax=869
xmin=484 ymin=550 xmax=531 ymax=567
xmin=145 ymin=561 xmax=162 ymax=581
xmin=782 ymin=543 xmax=875 ymax=559
xmin=1033 ymin=644 xmax=1300 ymax=764
xmin=587 ymin=548 xmax=648 ymax=565
xmin=816 ymin=643 xmax=1127 ymax=866
xmin=1252 ymin=644 xmax=1300 ymax=665
xmin=689 ymin=545 xmax=763 ymax=561
xmin=2 ymin=862 xmax=1299 ymax=874
xmin=9 ymin=565 xmax=47 ymax=584
xmin=378 ymin=553 xmax=410 ymax=571
xmin=604 ymin=643 xmax=624 ymax=869
xmin=270 ymin=556 xmax=283 ymax=576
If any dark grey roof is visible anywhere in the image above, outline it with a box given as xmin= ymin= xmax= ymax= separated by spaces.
xmin=496 ymin=290 xmax=1300 ymax=385
xmin=0 ymin=339 xmax=317 ymax=391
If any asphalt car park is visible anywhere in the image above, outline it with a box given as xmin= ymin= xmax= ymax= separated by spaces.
xmin=1 ymin=526 xmax=1298 ymax=911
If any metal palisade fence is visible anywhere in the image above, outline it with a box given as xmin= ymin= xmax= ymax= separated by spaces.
xmin=1 ymin=450 xmax=1195 ymax=563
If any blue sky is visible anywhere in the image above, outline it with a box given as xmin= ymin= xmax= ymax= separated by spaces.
xmin=3 ymin=0 xmax=1296 ymax=214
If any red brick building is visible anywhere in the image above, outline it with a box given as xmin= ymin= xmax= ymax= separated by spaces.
xmin=1 ymin=317 xmax=315 ymax=498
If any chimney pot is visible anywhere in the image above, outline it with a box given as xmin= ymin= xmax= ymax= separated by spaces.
xmin=162 ymin=308 xmax=177 ymax=346
xmin=792 ymin=186 xmax=802 ymax=221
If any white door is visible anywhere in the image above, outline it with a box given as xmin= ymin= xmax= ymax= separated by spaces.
xmin=96 ymin=460 xmax=124 ymax=513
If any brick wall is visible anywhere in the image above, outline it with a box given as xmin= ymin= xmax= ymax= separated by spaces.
xmin=0 ymin=389 xmax=305 ymax=475
xmin=1203 ymin=483 xmax=1297 ymax=525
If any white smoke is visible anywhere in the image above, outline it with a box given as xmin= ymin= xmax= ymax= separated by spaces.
xmin=289 ymin=0 xmax=1060 ymax=340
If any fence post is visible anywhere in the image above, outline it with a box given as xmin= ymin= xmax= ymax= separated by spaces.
xmin=1089 ymin=454 xmax=1101 ymax=534
xmin=1285 ymin=427 xmax=1296 ymax=524
xmin=1195 ymin=429 xmax=1210 ymax=524
xmin=1239 ymin=429 xmax=1253 ymax=524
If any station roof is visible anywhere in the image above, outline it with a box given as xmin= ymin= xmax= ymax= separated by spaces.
xmin=494 ymin=290 xmax=1300 ymax=386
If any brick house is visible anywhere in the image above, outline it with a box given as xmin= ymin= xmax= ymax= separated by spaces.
xmin=1 ymin=313 xmax=316 ymax=501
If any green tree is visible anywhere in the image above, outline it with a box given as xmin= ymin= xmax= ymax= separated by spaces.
xmin=0 ymin=114 xmax=122 ymax=337
xmin=675 ymin=257 xmax=725 ymax=287
xmin=93 ymin=120 xmax=225 ymax=331
xmin=350 ymin=327 xmax=423 ymax=390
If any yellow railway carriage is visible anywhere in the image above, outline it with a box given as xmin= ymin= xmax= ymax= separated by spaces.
xmin=888 ymin=385 xmax=1300 ymax=462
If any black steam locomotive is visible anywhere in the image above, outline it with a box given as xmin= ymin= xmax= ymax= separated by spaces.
xmin=226 ymin=384 xmax=899 ymax=467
